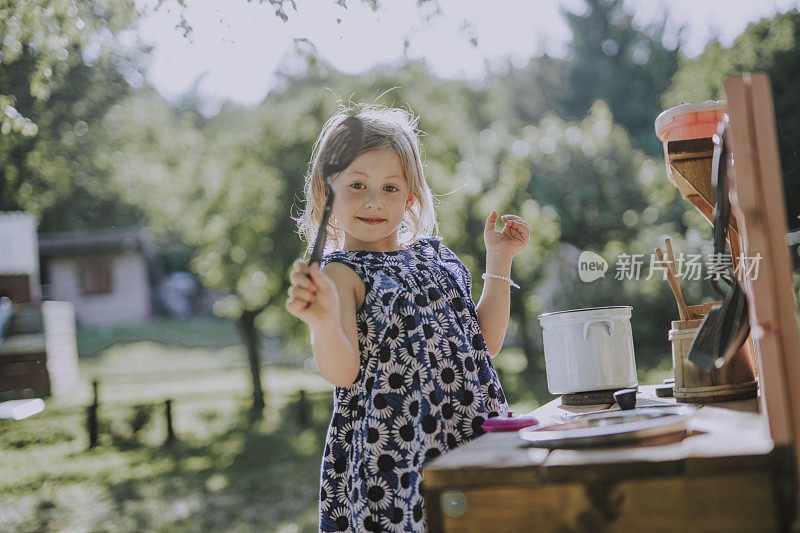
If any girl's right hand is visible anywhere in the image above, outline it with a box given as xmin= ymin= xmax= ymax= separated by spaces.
xmin=285 ymin=260 xmax=340 ymax=329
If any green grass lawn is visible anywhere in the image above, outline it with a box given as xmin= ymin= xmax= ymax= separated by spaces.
xmin=1 ymin=321 xmax=334 ymax=533
xmin=0 ymin=393 xmax=331 ymax=532
xmin=76 ymin=317 xmax=245 ymax=356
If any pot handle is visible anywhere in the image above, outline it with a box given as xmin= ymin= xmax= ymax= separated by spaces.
xmin=583 ymin=316 xmax=614 ymax=340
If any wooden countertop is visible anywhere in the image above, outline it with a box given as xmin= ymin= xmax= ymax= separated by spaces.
xmin=424 ymin=385 xmax=774 ymax=489
xmin=422 ymin=385 xmax=788 ymax=532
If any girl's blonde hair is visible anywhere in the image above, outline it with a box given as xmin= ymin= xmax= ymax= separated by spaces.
xmin=298 ymin=104 xmax=438 ymax=255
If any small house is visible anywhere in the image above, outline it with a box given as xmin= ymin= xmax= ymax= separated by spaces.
xmin=38 ymin=227 xmax=154 ymax=327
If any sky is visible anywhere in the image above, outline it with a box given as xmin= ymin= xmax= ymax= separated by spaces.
xmin=133 ymin=0 xmax=799 ymax=110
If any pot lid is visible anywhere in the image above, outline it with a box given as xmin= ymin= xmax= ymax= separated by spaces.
xmin=538 ymin=305 xmax=632 ymax=319
xmin=654 ymin=100 xmax=727 ymax=138
xmin=518 ymin=405 xmax=695 ymax=448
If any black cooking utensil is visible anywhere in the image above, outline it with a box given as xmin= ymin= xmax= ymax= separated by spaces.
xmin=688 ymin=115 xmax=750 ymax=371
xmin=688 ymin=117 xmax=732 ymax=370
xmin=712 ymin=118 xmax=750 ymax=367
xmin=308 ymin=116 xmax=363 ymax=265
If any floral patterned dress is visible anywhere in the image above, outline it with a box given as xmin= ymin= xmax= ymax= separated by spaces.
xmin=319 ymin=237 xmax=508 ymax=532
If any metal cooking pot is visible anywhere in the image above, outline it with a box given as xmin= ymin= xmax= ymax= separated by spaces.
xmin=538 ymin=306 xmax=638 ymax=395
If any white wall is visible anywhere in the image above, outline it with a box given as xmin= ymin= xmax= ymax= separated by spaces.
xmin=0 ymin=211 xmax=41 ymax=300
xmin=46 ymin=252 xmax=152 ymax=327
xmin=42 ymin=300 xmax=79 ymax=395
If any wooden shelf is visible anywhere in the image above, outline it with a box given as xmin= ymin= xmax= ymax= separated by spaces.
xmin=666 ymin=137 xmax=740 ymax=262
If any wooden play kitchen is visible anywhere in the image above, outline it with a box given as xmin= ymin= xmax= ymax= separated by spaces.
xmin=422 ymin=73 xmax=800 ymax=532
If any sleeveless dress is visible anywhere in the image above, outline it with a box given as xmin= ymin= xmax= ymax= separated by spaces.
xmin=319 ymin=237 xmax=508 ymax=532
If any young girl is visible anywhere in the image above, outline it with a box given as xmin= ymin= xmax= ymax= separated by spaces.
xmin=286 ymin=105 xmax=529 ymax=532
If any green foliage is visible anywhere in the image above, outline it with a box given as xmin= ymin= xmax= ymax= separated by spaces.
xmin=492 ymin=55 xmax=568 ymax=128
xmin=525 ymin=101 xmax=647 ymax=248
xmin=555 ymin=0 xmax=678 ymax=155
xmin=487 ymin=99 xmax=710 ymax=371
xmin=663 ymin=9 xmax=800 ymax=230
xmin=0 ymin=0 xmax=137 ymax=132
xmin=0 ymin=0 xmax=145 ymax=230
xmin=92 ymin=52 xmax=714 ymax=378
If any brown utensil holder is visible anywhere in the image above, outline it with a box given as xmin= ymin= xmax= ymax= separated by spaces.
xmin=670 ymin=303 xmax=757 ymax=403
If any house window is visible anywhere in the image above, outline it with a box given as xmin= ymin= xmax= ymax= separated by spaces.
xmin=0 ymin=275 xmax=33 ymax=303
xmin=79 ymin=259 xmax=113 ymax=295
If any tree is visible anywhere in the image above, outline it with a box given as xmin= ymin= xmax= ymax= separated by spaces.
xmin=492 ymin=55 xmax=568 ymax=129
xmin=662 ymin=9 xmax=800 ymax=232
xmin=555 ymin=0 xmax=678 ymax=155
xmin=0 ymin=0 xmax=136 ymax=135
xmin=0 ymin=0 xmax=145 ymax=230
xmin=95 ymin=84 xmax=342 ymax=415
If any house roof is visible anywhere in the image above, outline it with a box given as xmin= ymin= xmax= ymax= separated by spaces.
xmin=0 ymin=211 xmax=39 ymax=275
xmin=38 ymin=227 xmax=150 ymax=256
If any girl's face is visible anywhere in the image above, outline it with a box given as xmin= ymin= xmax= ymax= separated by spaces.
xmin=331 ymin=147 xmax=414 ymax=252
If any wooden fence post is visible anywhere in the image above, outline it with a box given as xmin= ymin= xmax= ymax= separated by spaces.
xmin=296 ymin=389 xmax=309 ymax=426
xmin=86 ymin=380 xmax=99 ymax=448
xmin=164 ymin=399 xmax=176 ymax=446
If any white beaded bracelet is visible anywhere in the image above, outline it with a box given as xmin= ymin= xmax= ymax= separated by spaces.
xmin=482 ymin=273 xmax=520 ymax=289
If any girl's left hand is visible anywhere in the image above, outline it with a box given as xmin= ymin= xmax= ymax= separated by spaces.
xmin=484 ymin=210 xmax=530 ymax=261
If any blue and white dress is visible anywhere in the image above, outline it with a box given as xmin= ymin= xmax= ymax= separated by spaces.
xmin=320 ymin=237 xmax=508 ymax=532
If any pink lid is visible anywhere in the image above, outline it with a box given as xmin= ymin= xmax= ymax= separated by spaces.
xmin=654 ymin=100 xmax=727 ymax=142
xmin=482 ymin=413 xmax=539 ymax=432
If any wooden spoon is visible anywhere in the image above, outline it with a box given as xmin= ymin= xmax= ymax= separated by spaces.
xmin=656 ymin=247 xmax=690 ymax=321
xmin=664 ymin=237 xmax=692 ymax=320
